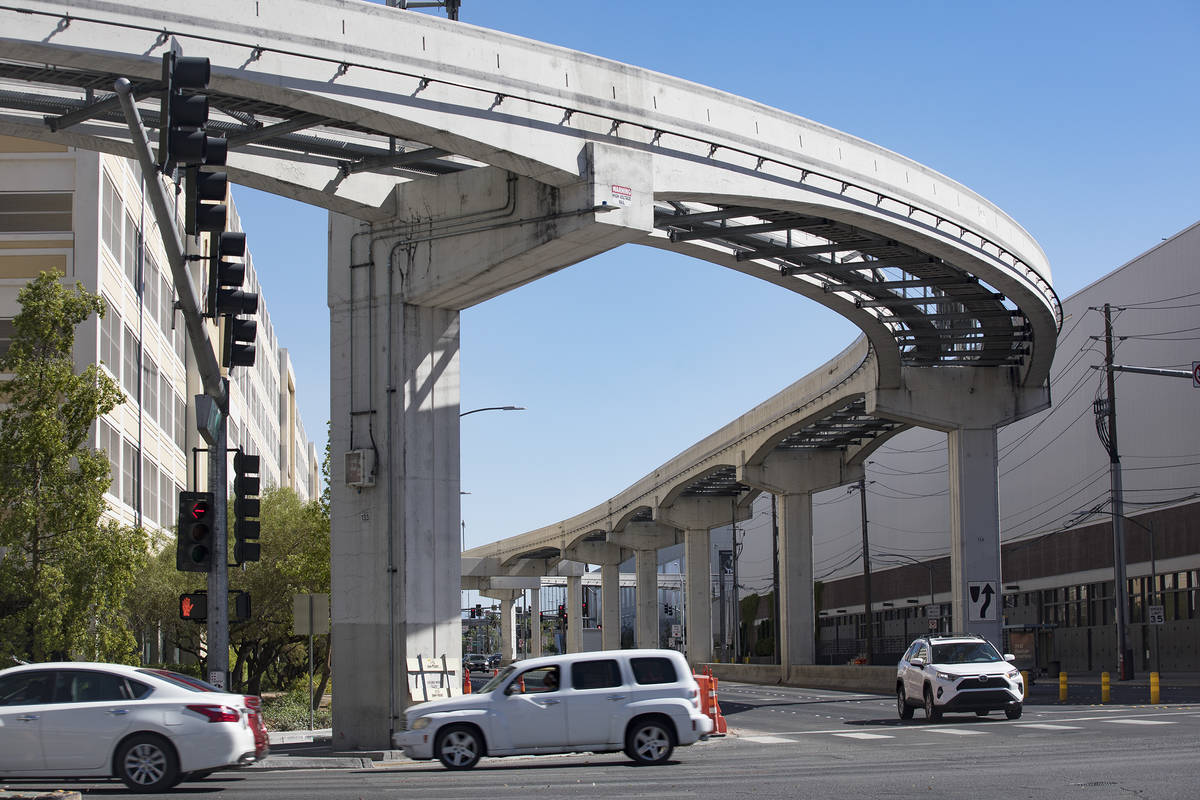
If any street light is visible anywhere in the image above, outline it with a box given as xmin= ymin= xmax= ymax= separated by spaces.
xmin=460 ymin=405 xmax=525 ymax=417
xmin=876 ymin=550 xmax=939 ymax=634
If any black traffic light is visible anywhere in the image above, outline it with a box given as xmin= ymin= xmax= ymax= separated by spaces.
xmin=557 ymin=603 xmax=566 ymax=620
xmin=180 ymin=592 xmax=208 ymax=621
xmin=158 ymin=53 xmax=211 ymax=172
xmin=176 ymin=491 xmax=215 ymax=572
xmin=185 ymin=164 xmax=229 ymax=236
xmin=231 ymin=590 xmax=251 ymax=622
xmin=232 ymin=451 xmax=261 ymax=564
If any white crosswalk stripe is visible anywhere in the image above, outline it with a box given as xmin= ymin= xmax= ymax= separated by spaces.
xmin=923 ymin=727 xmax=988 ymax=735
xmin=831 ymin=732 xmax=893 ymax=740
xmin=1017 ymin=723 xmax=1082 ymax=730
xmin=1105 ymin=719 xmax=1175 ymax=726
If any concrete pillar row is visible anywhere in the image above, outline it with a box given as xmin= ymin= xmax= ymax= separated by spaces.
xmin=601 ymin=562 xmax=620 ymax=651
xmin=528 ymin=587 xmax=542 ymax=659
xmin=948 ymin=427 xmax=1003 ymax=646
xmin=739 ymin=450 xmax=857 ymax=676
xmin=566 ymin=574 xmax=584 ymax=653
xmin=657 ymin=497 xmax=739 ymax=669
xmin=499 ymin=597 xmax=516 ymax=664
xmin=634 ymin=550 xmax=658 ymax=649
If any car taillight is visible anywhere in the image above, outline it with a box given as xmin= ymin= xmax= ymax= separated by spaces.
xmin=243 ymin=695 xmax=262 ymax=711
xmin=690 ymin=687 xmax=700 ymax=708
xmin=187 ymin=704 xmax=241 ymax=723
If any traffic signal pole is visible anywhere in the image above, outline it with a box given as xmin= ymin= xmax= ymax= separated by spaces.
xmin=206 ymin=392 xmax=230 ymax=687
xmin=116 ymin=77 xmax=233 ymax=688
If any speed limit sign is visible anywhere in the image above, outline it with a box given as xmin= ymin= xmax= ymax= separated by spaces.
xmin=1192 ymin=361 xmax=1200 ymax=387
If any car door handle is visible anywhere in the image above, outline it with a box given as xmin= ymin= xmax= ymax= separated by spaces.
xmin=535 ymin=698 xmax=560 ymax=706
xmin=606 ymin=695 xmax=627 ymax=701
xmin=107 ymin=708 xmax=130 ymax=715
xmin=16 ymin=714 xmax=39 ymax=722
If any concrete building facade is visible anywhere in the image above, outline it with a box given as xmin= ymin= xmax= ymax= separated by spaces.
xmin=0 ymin=135 xmax=319 ymax=540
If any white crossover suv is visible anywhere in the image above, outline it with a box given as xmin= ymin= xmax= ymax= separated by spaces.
xmin=896 ymin=634 xmax=1024 ymax=721
xmin=393 ymin=648 xmax=714 ymax=769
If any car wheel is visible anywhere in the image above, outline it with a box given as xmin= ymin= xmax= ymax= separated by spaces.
xmin=625 ymin=718 xmax=675 ymax=765
xmin=897 ymin=686 xmax=914 ymax=720
xmin=923 ymin=686 xmax=942 ymax=721
xmin=435 ymin=724 xmax=483 ymax=770
xmin=1005 ymin=703 xmax=1023 ymax=720
xmin=115 ymin=733 xmax=181 ymax=793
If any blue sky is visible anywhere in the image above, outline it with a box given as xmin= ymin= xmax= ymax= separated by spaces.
xmin=232 ymin=0 xmax=1199 ymax=549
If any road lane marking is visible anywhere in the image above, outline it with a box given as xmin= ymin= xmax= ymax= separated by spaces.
xmin=1104 ymin=719 xmax=1175 ymax=725
xmin=831 ymin=732 xmax=893 ymax=740
xmin=740 ymin=735 xmax=799 ymax=743
xmin=922 ymin=727 xmax=988 ymax=735
xmin=1016 ymin=723 xmax=1082 ymax=730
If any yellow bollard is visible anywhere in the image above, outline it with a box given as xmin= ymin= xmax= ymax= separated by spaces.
xmin=1020 ymin=671 xmax=1029 ymax=699
xmin=1101 ymin=672 xmax=1110 ymax=704
xmin=1150 ymin=672 xmax=1160 ymax=704
xmin=1059 ymin=670 xmax=1068 ymax=702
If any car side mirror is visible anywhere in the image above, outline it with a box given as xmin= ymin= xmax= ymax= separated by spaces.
xmin=504 ymin=683 xmax=518 ymax=696
xmin=1004 ymin=653 xmax=1016 ymax=662
xmin=910 ymin=657 xmax=925 ymax=667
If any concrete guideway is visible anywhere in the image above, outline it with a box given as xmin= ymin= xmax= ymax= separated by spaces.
xmin=0 ymin=0 xmax=1061 ymax=750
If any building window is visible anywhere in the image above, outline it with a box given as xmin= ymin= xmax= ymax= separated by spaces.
xmin=101 ymin=173 xmax=122 ymax=259
xmin=173 ymin=391 xmax=186 ymax=452
xmin=0 ymin=192 xmax=72 ymax=233
xmin=158 ymin=370 xmax=171 ymax=438
xmin=0 ymin=318 xmax=14 ymax=362
xmin=142 ymin=457 xmax=159 ymax=527
xmin=121 ymin=325 xmax=138 ymax=398
xmin=142 ymin=355 xmax=159 ymax=428
xmin=97 ymin=418 xmax=120 ymax=498
xmin=123 ymin=213 xmax=139 ymax=291
xmin=99 ymin=298 xmax=120 ymax=376
xmin=121 ymin=438 xmax=137 ymax=509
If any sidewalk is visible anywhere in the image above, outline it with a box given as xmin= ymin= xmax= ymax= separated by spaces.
xmin=1021 ymin=670 xmax=1200 ymax=706
xmin=253 ymin=729 xmax=410 ymax=770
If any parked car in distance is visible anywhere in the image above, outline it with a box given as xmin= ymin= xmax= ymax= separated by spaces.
xmin=896 ymin=633 xmax=1024 ymax=721
xmin=487 ymin=653 xmax=502 ymax=669
xmin=463 ymin=653 xmax=489 ymax=673
xmin=0 ymin=662 xmax=260 ymax=792
xmin=394 ymin=648 xmax=713 ymax=769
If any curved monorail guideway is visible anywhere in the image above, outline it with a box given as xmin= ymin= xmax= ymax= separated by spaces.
xmin=0 ymin=0 xmax=1059 ymax=748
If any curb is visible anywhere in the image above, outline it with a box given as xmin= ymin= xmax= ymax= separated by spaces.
xmin=0 ymin=792 xmax=82 ymax=800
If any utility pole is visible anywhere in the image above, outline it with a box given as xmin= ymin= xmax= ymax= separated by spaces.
xmin=1095 ymin=303 xmax=1132 ymax=680
xmin=857 ymin=476 xmax=874 ymax=665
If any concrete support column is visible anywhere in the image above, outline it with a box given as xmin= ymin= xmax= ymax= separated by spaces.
xmin=948 ymin=427 xmax=1004 ymax=646
xmin=566 ymin=575 xmax=584 ymax=653
xmin=528 ymin=587 xmax=542 ymax=658
xmin=499 ymin=597 xmax=516 ymax=664
xmin=635 ymin=550 xmax=658 ymax=649
xmin=683 ymin=530 xmax=712 ymax=666
xmin=777 ymin=491 xmax=815 ymax=669
xmin=329 ymin=214 xmax=460 ymax=750
xmin=601 ymin=562 xmax=620 ymax=650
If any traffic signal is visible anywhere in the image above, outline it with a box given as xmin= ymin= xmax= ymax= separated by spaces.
xmin=232 ymin=451 xmax=261 ymax=564
xmin=180 ymin=592 xmax=208 ymax=621
xmin=558 ymin=604 xmax=566 ymax=620
xmin=231 ymin=590 xmax=251 ymax=622
xmin=158 ymin=53 xmax=211 ymax=172
xmin=176 ymin=490 xmax=215 ymax=572
xmin=184 ymin=163 xmax=228 ymax=236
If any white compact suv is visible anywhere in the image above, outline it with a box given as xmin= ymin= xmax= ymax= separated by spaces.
xmin=896 ymin=634 xmax=1024 ymax=721
xmin=393 ymin=649 xmax=713 ymax=769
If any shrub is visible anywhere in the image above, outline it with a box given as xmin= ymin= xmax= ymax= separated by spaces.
xmin=260 ymin=688 xmax=332 ymax=731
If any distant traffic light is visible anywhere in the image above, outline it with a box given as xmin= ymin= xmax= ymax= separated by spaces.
xmin=231 ymin=590 xmax=251 ymax=622
xmin=232 ymin=451 xmax=261 ymax=564
xmin=474 ymin=603 xmax=482 ymax=618
xmin=180 ymin=592 xmax=208 ymax=621
xmin=176 ymin=491 xmax=215 ymax=572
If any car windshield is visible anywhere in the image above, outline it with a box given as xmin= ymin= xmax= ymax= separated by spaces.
xmin=931 ymin=641 xmax=1002 ymax=664
xmin=477 ymin=664 xmax=516 ymax=694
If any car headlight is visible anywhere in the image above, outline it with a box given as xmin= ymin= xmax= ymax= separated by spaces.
xmin=410 ymin=716 xmax=431 ymax=730
xmin=936 ymin=671 xmax=959 ymax=682
xmin=1006 ymin=668 xmax=1020 ymax=679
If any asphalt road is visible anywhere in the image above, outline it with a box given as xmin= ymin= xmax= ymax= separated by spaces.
xmin=5 ymin=683 xmax=1199 ymax=799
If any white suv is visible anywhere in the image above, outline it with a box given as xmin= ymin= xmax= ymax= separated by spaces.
xmin=896 ymin=634 xmax=1024 ymax=721
xmin=393 ymin=649 xmax=713 ymax=769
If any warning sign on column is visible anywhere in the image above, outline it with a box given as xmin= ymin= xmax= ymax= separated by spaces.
xmin=968 ymin=581 xmax=998 ymax=622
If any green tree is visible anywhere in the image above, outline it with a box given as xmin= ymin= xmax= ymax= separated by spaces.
xmin=0 ymin=271 xmax=145 ymax=663
xmin=229 ymin=486 xmax=331 ymax=696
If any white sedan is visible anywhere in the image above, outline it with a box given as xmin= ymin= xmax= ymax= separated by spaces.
xmin=0 ymin=661 xmax=259 ymax=792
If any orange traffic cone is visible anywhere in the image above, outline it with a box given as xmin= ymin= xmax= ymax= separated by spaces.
xmin=463 ymin=667 xmax=472 ymax=694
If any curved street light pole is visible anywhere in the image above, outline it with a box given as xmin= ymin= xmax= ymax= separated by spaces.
xmin=460 ymin=405 xmax=525 ymax=417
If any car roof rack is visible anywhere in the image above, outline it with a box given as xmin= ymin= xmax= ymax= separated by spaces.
xmin=925 ymin=632 xmax=985 ymax=640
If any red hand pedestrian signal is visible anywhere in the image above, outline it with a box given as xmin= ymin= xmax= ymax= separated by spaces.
xmin=179 ymin=592 xmax=207 ymax=621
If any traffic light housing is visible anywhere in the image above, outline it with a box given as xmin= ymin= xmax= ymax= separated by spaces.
xmin=232 ymin=451 xmax=261 ymax=564
xmin=176 ymin=491 xmax=215 ymax=572
xmin=231 ymin=590 xmax=251 ymax=622
xmin=158 ymin=53 xmax=211 ymax=172
xmin=180 ymin=592 xmax=208 ymax=621
xmin=214 ymin=229 xmax=258 ymax=369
